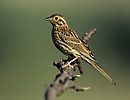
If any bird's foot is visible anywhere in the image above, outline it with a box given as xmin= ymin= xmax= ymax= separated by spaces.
xmin=62 ymin=57 xmax=78 ymax=68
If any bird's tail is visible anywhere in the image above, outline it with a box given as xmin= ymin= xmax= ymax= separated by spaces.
xmin=85 ymin=58 xmax=116 ymax=85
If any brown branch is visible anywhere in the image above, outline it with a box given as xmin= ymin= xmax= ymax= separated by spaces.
xmin=82 ymin=28 xmax=97 ymax=43
xmin=44 ymin=28 xmax=96 ymax=100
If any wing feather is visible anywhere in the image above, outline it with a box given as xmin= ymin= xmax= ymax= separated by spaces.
xmin=57 ymin=29 xmax=96 ymax=61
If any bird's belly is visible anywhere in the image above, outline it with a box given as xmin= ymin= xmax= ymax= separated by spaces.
xmin=53 ymin=40 xmax=81 ymax=58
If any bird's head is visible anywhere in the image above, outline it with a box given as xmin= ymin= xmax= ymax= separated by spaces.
xmin=46 ymin=14 xmax=68 ymax=27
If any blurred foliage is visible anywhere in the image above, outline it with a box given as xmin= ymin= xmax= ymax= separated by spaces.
xmin=0 ymin=0 xmax=130 ymax=100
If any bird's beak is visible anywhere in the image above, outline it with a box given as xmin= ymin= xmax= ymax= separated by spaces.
xmin=46 ymin=17 xmax=52 ymax=21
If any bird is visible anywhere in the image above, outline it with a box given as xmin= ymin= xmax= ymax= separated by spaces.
xmin=46 ymin=14 xmax=116 ymax=85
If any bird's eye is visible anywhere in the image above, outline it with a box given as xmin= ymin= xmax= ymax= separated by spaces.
xmin=55 ymin=17 xmax=58 ymax=20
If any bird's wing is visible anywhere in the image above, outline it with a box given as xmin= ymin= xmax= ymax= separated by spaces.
xmin=58 ymin=29 xmax=96 ymax=61
xmin=59 ymin=30 xmax=81 ymax=44
xmin=81 ymin=42 xmax=96 ymax=61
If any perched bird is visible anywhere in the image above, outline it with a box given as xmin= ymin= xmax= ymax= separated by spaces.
xmin=46 ymin=14 xmax=116 ymax=85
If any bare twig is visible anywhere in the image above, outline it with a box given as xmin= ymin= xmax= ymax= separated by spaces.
xmin=82 ymin=28 xmax=96 ymax=43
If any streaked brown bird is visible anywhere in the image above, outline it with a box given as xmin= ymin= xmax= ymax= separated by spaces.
xmin=46 ymin=14 xmax=116 ymax=85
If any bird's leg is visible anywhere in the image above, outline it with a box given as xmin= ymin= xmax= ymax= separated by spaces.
xmin=62 ymin=57 xmax=78 ymax=68
xmin=66 ymin=57 xmax=83 ymax=74
xmin=69 ymin=57 xmax=78 ymax=64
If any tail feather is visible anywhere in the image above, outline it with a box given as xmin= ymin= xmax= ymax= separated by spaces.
xmin=86 ymin=58 xmax=116 ymax=85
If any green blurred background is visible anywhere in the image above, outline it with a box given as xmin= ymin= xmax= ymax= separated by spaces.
xmin=0 ymin=0 xmax=130 ymax=100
